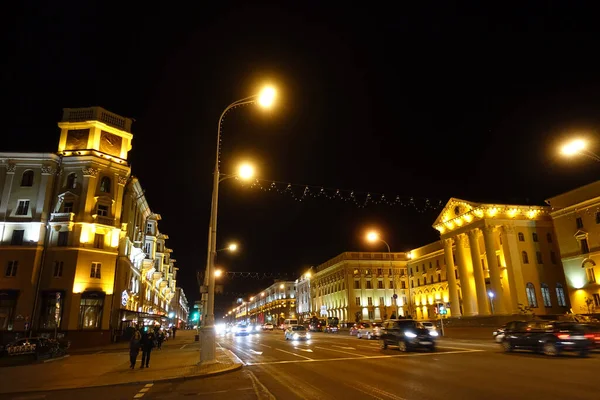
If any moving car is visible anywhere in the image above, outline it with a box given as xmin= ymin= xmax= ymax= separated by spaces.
xmin=421 ymin=321 xmax=437 ymax=332
xmin=379 ymin=319 xmax=437 ymax=352
xmin=324 ymin=317 xmax=339 ymax=333
xmin=357 ymin=322 xmax=382 ymax=339
xmin=233 ymin=324 xmax=251 ymax=336
xmin=262 ymin=323 xmax=274 ymax=331
xmin=309 ymin=318 xmax=327 ymax=332
xmin=284 ymin=325 xmax=311 ymax=341
xmin=501 ymin=320 xmax=593 ymax=357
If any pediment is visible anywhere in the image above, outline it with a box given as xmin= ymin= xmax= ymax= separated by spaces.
xmin=574 ymin=229 xmax=588 ymax=239
xmin=58 ymin=190 xmax=80 ymax=199
xmin=432 ymin=198 xmax=481 ymax=227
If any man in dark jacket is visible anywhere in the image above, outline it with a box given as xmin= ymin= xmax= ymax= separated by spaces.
xmin=140 ymin=330 xmax=155 ymax=368
xmin=129 ymin=326 xmax=141 ymax=369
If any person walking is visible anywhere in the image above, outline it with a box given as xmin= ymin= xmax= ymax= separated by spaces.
xmin=172 ymin=326 xmax=177 ymax=339
xmin=129 ymin=326 xmax=142 ymax=369
xmin=157 ymin=330 xmax=165 ymax=350
xmin=140 ymin=330 xmax=155 ymax=368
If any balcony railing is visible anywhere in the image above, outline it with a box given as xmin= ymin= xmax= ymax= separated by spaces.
xmin=62 ymin=107 xmax=133 ymax=132
xmin=50 ymin=212 xmax=74 ymax=222
xmin=94 ymin=215 xmax=115 ymax=226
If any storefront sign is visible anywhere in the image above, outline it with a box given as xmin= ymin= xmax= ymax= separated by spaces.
xmin=121 ymin=290 xmax=129 ymax=306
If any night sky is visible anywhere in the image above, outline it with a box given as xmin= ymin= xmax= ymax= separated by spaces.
xmin=5 ymin=3 xmax=600 ymax=316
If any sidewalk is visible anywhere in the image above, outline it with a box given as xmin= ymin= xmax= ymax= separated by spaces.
xmin=70 ymin=329 xmax=198 ymax=354
xmin=0 ymin=334 xmax=242 ymax=395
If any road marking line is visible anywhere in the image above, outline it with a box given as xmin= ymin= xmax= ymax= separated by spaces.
xmin=276 ymin=348 xmax=313 ymax=360
xmin=247 ymin=348 xmax=483 ymax=365
xmin=259 ymin=343 xmax=272 ymax=348
xmin=249 ymin=349 xmax=263 ymax=355
xmin=180 ymin=344 xmax=188 ymax=349
xmin=315 ymin=346 xmax=367 ymax=357
xmin=332 ymin=345 xmax=356 ymax=350
xmin=134 ymin=394 xmax=145 ymax=398
xmin=295 ymin=347 xmax=313 ymax=352
xmin=139 ymin=388 xmax=150 ymax=392
xmin=355 ymin=381 xmax=407 ymax=400
xmin=145 ymin=384 xmax=154 ymax=388
xmin=246 ymin=369 xmax=277 ymax=400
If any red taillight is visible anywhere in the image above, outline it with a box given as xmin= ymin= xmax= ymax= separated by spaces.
xmin=556 ymin=334 xmax=570 ymax=340
xmin=584 ymin=334 xmax=594 ymax=339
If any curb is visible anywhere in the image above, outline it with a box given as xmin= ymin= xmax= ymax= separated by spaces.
xmin=43 ymin=354 xmax=70 ymax=363
xmin=0 ymin=357 xmax=243 ymax=395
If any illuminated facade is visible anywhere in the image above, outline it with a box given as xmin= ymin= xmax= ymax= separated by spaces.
xmin=547 ymin=182 xmax=600 ymax=314
xmin=233 ymin=281 xmax=296 ymax=325
xmin=309 ymin=252 xmax=409 ymax=324
xmin=171 ymin=287 xmax=189 ymax=328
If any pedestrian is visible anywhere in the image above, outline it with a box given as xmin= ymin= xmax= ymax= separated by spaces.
xmin=129 ymin=326 xmax=141 ymax=369
xmin=157 ymin=330 xmax=165 ymax=350
xmin=172 ymin=326 xmax=177 ymax=339
xmin=140 ymin=330 xmax=155 ymax=368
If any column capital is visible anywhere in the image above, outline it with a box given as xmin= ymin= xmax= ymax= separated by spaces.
xmin=483 ymin=224 xmax=497 ymax=235
xmin=467 ymin=228 xmax=480 ymax=239
xmin=501 ymin=223 xmax=516 ymax=235
xmin=442 ymin=237 xmax=454 ymax=247
xmin=6 ymin=163 xmax=16 ymax=174
xmin=82 ymin=167 xmax=99 ymax=178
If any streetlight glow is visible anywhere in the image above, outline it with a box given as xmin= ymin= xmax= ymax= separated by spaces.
xmin=258 ymin=86 xmax=276 ymax=108
xmin=238 ymin=163 xmax=255 ymax=180
xmin=279 ymin=284 xmax=284 ymax=289
xmin=366 ymin=231 xmax=380 ymax=243
xmin=561 ymin=139 xmax=586 ymax=156
xmin=228 ymin=243 xmax=238 ymax=252
xmin=215 ymin=269 xmax=223 ymax=278
xmin=488 ymin=291 xmax=494 ymax=298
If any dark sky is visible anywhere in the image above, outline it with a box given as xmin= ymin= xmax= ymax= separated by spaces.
xmin=5 ymin=3 xmax=600 ymax=316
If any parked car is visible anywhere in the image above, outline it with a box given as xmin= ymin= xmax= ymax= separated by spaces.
xmin=501 ymin=320 xmax=593 ymax=357
xmin=0 ymin=337 xmax=70 ymax=360
xmin=262 ymin=323 xmax=274 ymax=331
xmin=349 ymin=323 xmax=363 ymax=336
xmin=309 ymin=318 xmax=327 ymax=332
xmin=324 ymin=317 xmax=340 ymax=333
xmin=284 ymin=325 xmax=311 ymax=341
xmin=379 ymin=319 xmax=437 ymax=352
xmin=357 ymin=322 xmax=382 ymax=339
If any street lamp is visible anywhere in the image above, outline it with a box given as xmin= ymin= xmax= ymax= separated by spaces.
xmin=488 ymin=291 xmax=495 ymax=315
xmin=200 ymin=85 xmax=277 ymax=365
xmin=365 ymin=230 xmax=400 ymax=319
xmin=560 ymin=138 xmax=600 ymax=162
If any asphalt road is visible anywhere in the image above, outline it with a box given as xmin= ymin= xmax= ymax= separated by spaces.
xmin=2 ymin=330 xmax=599 ymax=400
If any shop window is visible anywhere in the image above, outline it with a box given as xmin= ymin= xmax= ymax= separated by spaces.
xmin=39 ymin=291 xmax=64 ymax=329
xmin=78 ymin=292 xmax=105 ymax=329
xmin=0 ymin=291 xmax=18 ymax=330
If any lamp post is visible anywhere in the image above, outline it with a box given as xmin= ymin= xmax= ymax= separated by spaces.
xmin=365 ymin=231 xmax=399 ymax=319
xmin=560 ymin=138 xmax=600 ymax=162
xmin=200 ymin=87 xmax=275 ymax=365
xmin=488 ymin=291 xmax=495 ymax=315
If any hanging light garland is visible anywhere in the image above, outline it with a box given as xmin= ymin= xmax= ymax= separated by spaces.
xmin=239 ymin=178 xmax=443 ymax=212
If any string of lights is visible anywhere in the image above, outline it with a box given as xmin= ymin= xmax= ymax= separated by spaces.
xmin=240 ymin=178 xmax=443 ymax=212
xmin=197 ymin=271 xmax=294 ymax=280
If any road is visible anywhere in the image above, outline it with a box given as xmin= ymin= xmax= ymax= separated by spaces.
xmin=2 ymin=330 xmax=598 ymax=400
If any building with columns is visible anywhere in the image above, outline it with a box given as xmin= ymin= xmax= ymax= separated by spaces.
xmin=231 ymin=281 xmax=296 ymax=326
xmin=547 ymin=182 xmax=600 ymax=315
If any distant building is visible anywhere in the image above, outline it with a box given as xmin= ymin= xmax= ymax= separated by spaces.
xmin=236 ymin=281 xmax=296 ymax=326
xmin=171 ymin=287 xmax=189 ymax=329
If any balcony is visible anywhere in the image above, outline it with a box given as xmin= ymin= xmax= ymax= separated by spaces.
xmin=51 ymin=212 xmax=74 ymax=222
xmin=94 ymin=215 xmax=115 ymax=226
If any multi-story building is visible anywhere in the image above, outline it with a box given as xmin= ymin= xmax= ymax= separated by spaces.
xmin=171 ymin=287 xmax=189 ymax=329
xmin=296 ymin=268 xmax=313 ymax=321
xmin=234 ymin=281 xmax=296 ymax=326
xmin=0 ymin=107 xmax=179 ymax=347
xmin=547 ymin=182 xmax=600 ymax=314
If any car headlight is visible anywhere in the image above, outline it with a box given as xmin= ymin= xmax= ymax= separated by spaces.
xmin=293 ymin=333 xmax=299 ymax=339
xmin=429 ymin=330 xmax=439 ymax=337
xmin=232 ymin=327 xmax=238 ymax=333
xmin=306 ymin=333 xmax=311 ymax=339
xmin=405 ymin=331 xmax=417 ymax=338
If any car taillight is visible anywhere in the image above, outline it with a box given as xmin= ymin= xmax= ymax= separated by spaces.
xmin=584 ymin=334 xmax=594 ymax=339
xmin=556 ymin=333 xmax=570 ymax=340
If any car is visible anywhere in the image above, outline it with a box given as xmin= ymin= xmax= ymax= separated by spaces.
xmin=284 ymin=325 xmax=311 ymax=341
xmin=309 ymin=318 xmax=327 ymax=332
xmin=493 ymin=324 xmax=509 ymax=343
xmin=379 ymin=319 xmax=437 ymax=352
xmin=501 ymin=320 xmax=592 ymax=357
xmin=0 ymin=337 xmax=70 ymax=360
xmin=233 ymin=324 xmax=250 ymax=336
xmin=421 ymin=321 xmax=437 ymax=332
xmin=580 ymin=323 xmax=600 ymax=349
xmin=324 ymin=317 xmax=340 ymax=333
xmin=357 ymin=322 xmax=382 ymax=339
xmin=262 ymin=323 xmax=274 ymax=331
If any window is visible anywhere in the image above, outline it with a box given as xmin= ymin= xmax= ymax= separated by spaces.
xmin=576 ymin=217 xmax=584 ymax=229
xmin=368 ymin=310 xmax=374 ymax=320
xmin=53 ymin=261 xmax=63 ymax=277
xmin=66 ymin=173 xmax=77 ymax=189
xmin=593 ymin=294 xmax=600 ymax=307
xmin=556 ymin=284 xmax=567 ymax=307
xmin=366 ymin=280 xmax=372 ymax=289
xmin=377 ymin=268 xmax=383 ymax=276
xmin=93 ymin=234 xmax=104 ymax=249
xmin=379 ymin=297 xmax=385 ymax=306
xmin=39 ymin=291 xmax=63 ymax=329
xmin=355 ymin=297 xmax=360 ymax=306
xmin=586 ymin=267 xmax=596 ymax=284
xmin=518 ymin=232 xmax=525 ymax=241
xmin=536 ymin=251 xmax=543 ymax=264
xmin=90 ymin=262 xmax=101 ymax=279
xmin=436 ymin=260 xmax=440 ymax=269
xmin=423 ymin=276 xmax=427 ymax=285
xmin=63 ymin=202 xmax=74 ymax=213
xmin=78 ymin=292 xmax=104 ymax=329
xmin=532 ymin=232 xmax=538 ymax=242
xmin=367 ymin=297 xmax=373 ymax=306
xmin=97 ymin=205 xmax=108 ymax=217
xmin=580 ymin=238 xmax=590 ymax=254
xmin=541 ymin=284 xmax=552 ymax=307
xmin=377 ymin=280 xmax=383 ymax=289
xmin=354 ymin=280 xmax=360 ymax=289
xmin=526 ymin=283 xmax=538 ymax=308
xmin=21 ymin=170 xmax=34 ymax=187
xmin=388 ymin=268 xmax=392 ymax=276
xmin=597 ymin=212 xmax=600 ymax=224
xmin=5 ymin=261 xmax=18 ymax=277
xmin=11 ymin=230 xmax=24 ymax=245
xmin=437 ymin=272 xmax=441 ymax=282
xmin=57 ymin=231 xmax=69 ymax=247
xmin=547 ymin=233 xmax=553 ymax=243
xmin=401 ymin=281 xmax=406 ymax=289
xmin=16 ymin=200 xmax=30 ymax=216
xmin=0 ymin=291 xmax=18 ymax=330
xmin=99 ymin=177 xmax=111 ymax=193
xmin=146 ymin=223 xmax=153 ymax=234
xmin=550 ymin=251 xmax=557 ymax=264
xmin=522 ymin=251 xmax=529 ymax=264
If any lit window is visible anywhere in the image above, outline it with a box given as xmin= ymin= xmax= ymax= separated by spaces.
xmin=556 ymin=284 xmax=567 ymax=307
xmin=541 ymin=284 xmax=551 ymax=307
xmin=525 ymin=282 xmax=538 ymax=308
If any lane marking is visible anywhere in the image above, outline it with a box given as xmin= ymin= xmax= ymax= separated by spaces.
xmin=259 ymin=343 xmax=272 ymax=348
xmin=140 ymin=388 xmax=150 ymax=393
xmin=332 ymin=345 xmax=356 ymax=350
xmin=354 ymin=381 xmax=407 ymax=400
xmin=247 ymin=348 xmax=483 ymax=366
xmin=249 ymin=349 xmax=263 ymax=355
xmin=145 ymin=384 xmax=154 ymax=388
xmin=275 ymin=348 xmax=313 ymax=360
xmin=246 ymin=369 xmax=277 ymax=400
xmin=315 ymin=346 xmax=367 ymax=357
xmin=134 ymin=394 xmax=145 ymax=399
xmin=180 ymin=344 xmax=188 ymax=350
xmin=295 ymin=347 xmax=313 ymax=352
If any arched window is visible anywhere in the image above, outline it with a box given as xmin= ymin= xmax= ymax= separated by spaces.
xmin=522 ymin=251 xmax=529 ymax=264
xmin=66 ymin=173 xmax=77 ymax=189
xmin=541 ymin=283 xmax=552 ymax=307
xmin=99 ymin=176 xmax=111 ymax=193
xmin=518 ymin=232 xmax=525 ymax=241
xmin=526 ymin=283 xmax=538 ymax=308
xmin=556 ymin=283 xmax=567 ymax=307
xmin=21 ymin=170 xmax=34 ymax=187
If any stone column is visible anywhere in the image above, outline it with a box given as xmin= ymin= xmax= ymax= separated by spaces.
xmin=81 ymin=167 xmax=99 ymax=222
xmin=467 ymin=229 xmax=490 ymax=315
xmin=442 ymin=238 xmax=461 ymax=317
xmin=500 ymin=224 xmax=527 ymax=313
xmin=0 ymin=163 xmax=16 ymax=218
xmin=483 ymin=225 xmax=508 ymax=314
xmin=455 ymin=234 xmax=477 ymax=316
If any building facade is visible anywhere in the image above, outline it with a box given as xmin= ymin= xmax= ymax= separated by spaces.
xmin=0 ymin=107 xmax=180 ymax=347
xmin=547 ymin=182 xmax=600 ymax=315
xmin=233 ymin=281 xmax=296 ymax=326
xmin=171 ymin=287 xmax=189 ymax=329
